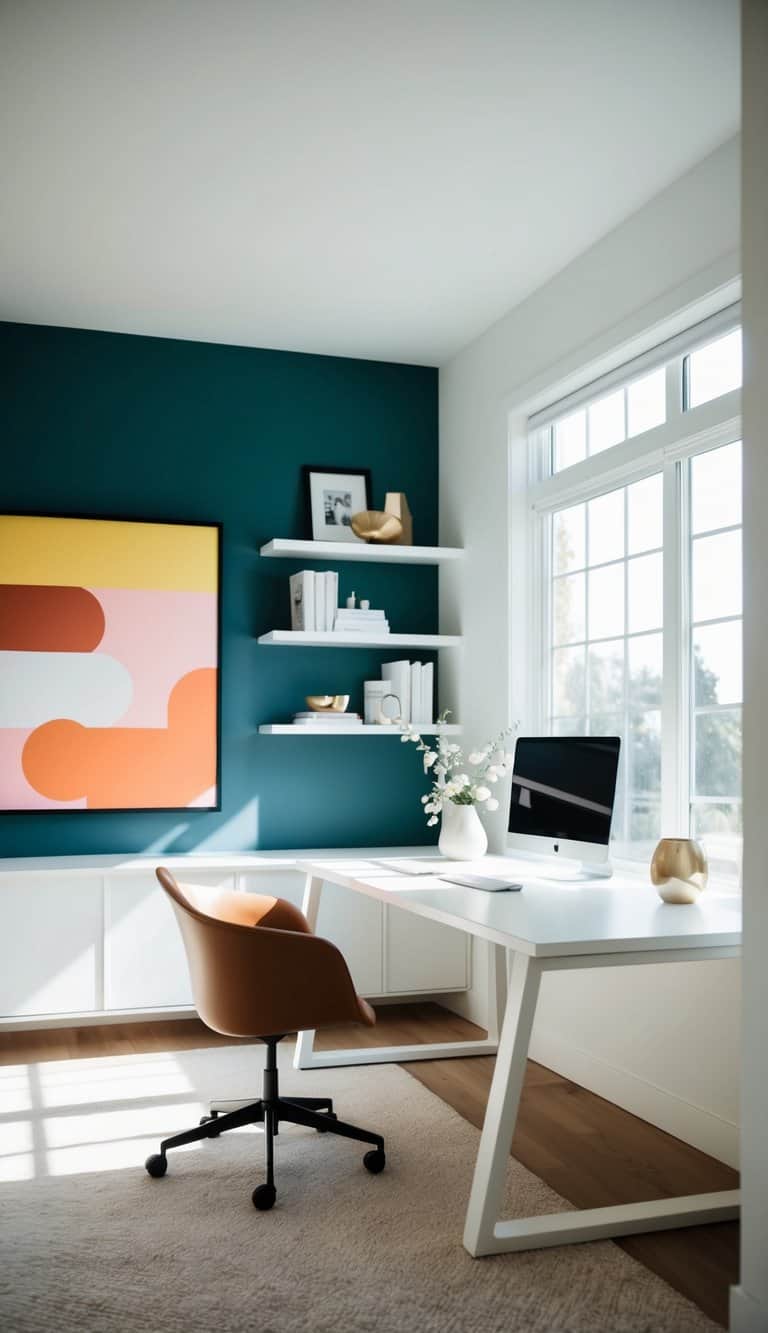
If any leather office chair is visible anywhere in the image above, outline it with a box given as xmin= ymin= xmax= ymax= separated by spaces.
xmin=145 ymin=868 xmax=386 ymax=1211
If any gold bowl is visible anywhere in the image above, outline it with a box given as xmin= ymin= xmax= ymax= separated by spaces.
xmin=305 ymin=694 xmax=350 ymax=712
xmin=350 ymin=510 xmax=403 ymax=543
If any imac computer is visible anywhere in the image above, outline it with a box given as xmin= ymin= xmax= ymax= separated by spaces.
xmin=506 ymin=736 xmax=621 ymax=879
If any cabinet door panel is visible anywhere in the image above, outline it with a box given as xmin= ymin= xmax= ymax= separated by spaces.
xmin=385 ymin=908 xmax=468 ymax=994
xmin=104 ymin=871 xmax=235 ymax=1010
xmin=239 ymin=869 xmax=305 ymax=911
xmin=317 ymin=882 xmax=382 ymax=996
xmin=0 ymin=874 xmax=101 ymax=1017
xmin=241 ymin=872 xmax=383 ymax=997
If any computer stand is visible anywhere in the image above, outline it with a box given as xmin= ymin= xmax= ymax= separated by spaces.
xmin=505 ymin=849 xmax=614 ymax=882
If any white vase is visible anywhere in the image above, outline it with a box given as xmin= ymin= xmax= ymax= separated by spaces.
xmin=438 ymin=802 xmax=488 ymax=860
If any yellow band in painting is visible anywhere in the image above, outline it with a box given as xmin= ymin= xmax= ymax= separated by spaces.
xmin=0 ymin=516 xmax=218 ymax=593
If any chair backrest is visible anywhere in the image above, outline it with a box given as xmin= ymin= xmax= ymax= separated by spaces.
xmin=156 ymin=867 xmax=369 ymax=1038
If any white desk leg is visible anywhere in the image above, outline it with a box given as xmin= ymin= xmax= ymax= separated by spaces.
xmin=463 ymin=951 xmax=542 ymax=1256
xmin=486 ymin=942 xmax=508 ymax=1043
xmin=463 ymin=950 xmax=740 ymax=1257
xmin=293 ymin=874 xmax=323 ymax=1070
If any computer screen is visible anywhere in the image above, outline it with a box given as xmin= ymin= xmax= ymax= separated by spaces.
xmin=507 ymin=737 xmax=621 ymax=848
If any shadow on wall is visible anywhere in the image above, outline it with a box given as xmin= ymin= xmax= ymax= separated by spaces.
xmin=140 ymin=799 xmax=260 ymax=855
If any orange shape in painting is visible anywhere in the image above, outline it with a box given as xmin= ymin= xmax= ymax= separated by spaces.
xmin=0 ymin=585 xmax=105 ymax=652
xmin=22 ymin=668 xmax=217 ymax=808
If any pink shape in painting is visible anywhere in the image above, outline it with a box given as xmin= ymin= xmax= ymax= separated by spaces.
xmin=92 ymin=588 xmax=218 ymax=727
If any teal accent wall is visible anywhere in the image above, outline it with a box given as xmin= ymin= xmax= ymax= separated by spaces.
xmin=1 ymin=322 xmax=439 ymax=856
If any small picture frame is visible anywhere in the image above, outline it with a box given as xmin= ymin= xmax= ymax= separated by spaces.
xmin=303 ymin=466 xmax=372 ymax=543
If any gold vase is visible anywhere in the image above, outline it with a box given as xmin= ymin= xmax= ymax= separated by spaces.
xmin=650 ymin=838 xmax=709 ymax=904
xmin=384 ymin=492 xmax=413 ymax=546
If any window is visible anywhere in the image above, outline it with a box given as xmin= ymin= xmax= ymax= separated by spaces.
xmin=685 ymin=329 xmax=742 ymax=410
xmin=531 ymin=309 xmax=742 ymax=883
xmin=553 ymin=367 xmax=667 ymax=472
xmin=689 ymin=441 xmax=742 ymax=882
xmin=546 ymin=318 xmax=742 ymax=476
xmin=550 ymin=475 xmax=664 ymax=860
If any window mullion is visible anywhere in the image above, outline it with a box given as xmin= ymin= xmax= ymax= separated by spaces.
xmin=537 ymin=512 xmax=552 ymax=731
xmin=666 ymin=355 xmax=684 ymax=425
xmin=622 ymin=487 xmax=630 ymax=847
xmin=660 ymin=457 xmax=688 ymax=836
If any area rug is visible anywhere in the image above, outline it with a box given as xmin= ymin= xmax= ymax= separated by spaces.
xmin=0 ymin=1044 xmax=720 ymax=1332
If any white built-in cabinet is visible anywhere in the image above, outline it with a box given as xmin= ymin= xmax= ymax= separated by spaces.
xmin=0 ymin=851 xmax=468 ymax=1025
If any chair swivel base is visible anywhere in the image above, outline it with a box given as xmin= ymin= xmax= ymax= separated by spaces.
xmin=144 ymin=1037 xmax=386 ymax=1211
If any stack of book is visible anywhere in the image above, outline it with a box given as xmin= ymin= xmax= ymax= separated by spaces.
xmin=289 ymin=571 xmax=338 ymax=632
xmin=333 ymin=607 xmax=389 ymax=635
xmin=365 ymin=660 xmax=433 ymax=725
xmin=291 ymin=711 xmax=363 ymax=730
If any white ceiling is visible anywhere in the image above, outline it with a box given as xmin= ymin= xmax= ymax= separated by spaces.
xmin=0 ymin=0 xmax=739 ymax=366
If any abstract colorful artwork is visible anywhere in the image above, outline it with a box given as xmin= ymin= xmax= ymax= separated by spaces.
xmin=0 ymin=514 xmax=220 ymax=811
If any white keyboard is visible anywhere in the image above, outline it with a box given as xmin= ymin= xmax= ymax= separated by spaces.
xmin=440 ymin=872 xmax=523 ymax=893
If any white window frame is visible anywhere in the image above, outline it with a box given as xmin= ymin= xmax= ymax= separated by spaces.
xmin=528 ymin=308 xmax=742 ymax=864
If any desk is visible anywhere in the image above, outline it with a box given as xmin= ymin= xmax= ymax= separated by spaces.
xmin=293 ymin=854 xmax=741 ymax=1257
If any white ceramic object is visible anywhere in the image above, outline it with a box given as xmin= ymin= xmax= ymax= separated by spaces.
xmin=439 ymin=803 xmax=488 ymax=860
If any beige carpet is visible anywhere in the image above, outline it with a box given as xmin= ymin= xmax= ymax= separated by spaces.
xmin=0 ymin=1044 xmax=720 ymax=1333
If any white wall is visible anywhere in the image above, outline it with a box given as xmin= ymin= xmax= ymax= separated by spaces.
xmin=731 ymin=4 xmax=768 ymax=1327
xmin=440 ymin=136 xmax=742 ymax=1166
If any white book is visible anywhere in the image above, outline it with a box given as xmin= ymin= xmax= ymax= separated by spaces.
xmin=289 ymin=571 xmax=316 ymax=631
xmin=382 ymin=660 xmax=411 ymax=725
xmin=293 ymin=712 xmax=361 ymax=722
xmin=314 ymin=573 xmax=326 ymax=635
xmin=294 ymin=709 xmax=361 ymax=717
xmin=324 ymin=572 xmax=338 ymax=631
xmin=333 ymin=621 xmax=389 ymax=631
xmin=422 ymin=662 xmax=434 ymax=725
xmin=292 ymin=715 xmax=362 ymax=722
xmin=291 ymin=718 xmax=363 ymax=728
xmin=289 ymin=573 xmax=304 ymax=630
xmin=302 ymin=570 xmax=316 ymax=632
xmin=410 ymin=662 xmax=421 ymax=724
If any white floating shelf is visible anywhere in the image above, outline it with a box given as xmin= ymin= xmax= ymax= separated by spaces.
xmin=260 ymin=538 xmax=462 ymax=565
xmin=257 ymin=630 xmax=461 ymax=649
xmin=258 ymin=724 xmax=462 ymax=736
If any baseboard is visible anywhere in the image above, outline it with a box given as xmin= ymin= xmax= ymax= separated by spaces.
xmin=530 ymin=1026 xmax=739 ymax=1168
xmin=0 ymin=1006 xmax=198 ymax=1031
xmin=730 ymin=1286 xmax=768 ymax=1333
xmin=0 ymin=992 xmax=459 ymax=1033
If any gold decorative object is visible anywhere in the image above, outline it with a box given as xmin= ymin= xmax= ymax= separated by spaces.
xmin=350 ymin=510 xmax=403 ymax=544
xmin=650 ymin=837 xmax=709 ymax=904
xmin=384 ymin=492 xmax=413 ymax=546
xmin=305 ymin=694 xmax=350 ymax=712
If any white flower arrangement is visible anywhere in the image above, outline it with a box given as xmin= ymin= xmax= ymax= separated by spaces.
xmin=402 ymin=713 xmax=518 ymax=827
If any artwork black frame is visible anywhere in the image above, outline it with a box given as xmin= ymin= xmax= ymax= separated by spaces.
xmin=302 ymin=465 xmax=372 ymax=542
xmin=0 ymin=509 xmax=223 ymax=815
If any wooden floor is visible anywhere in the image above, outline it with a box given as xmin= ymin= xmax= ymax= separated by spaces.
xmin=0 ymin=1004 xmax=738 ymax=1328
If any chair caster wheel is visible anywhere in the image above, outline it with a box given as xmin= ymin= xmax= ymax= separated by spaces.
xmin=317 ymin=1112 xmax=337 ymax=1133
xmin=200 ymin=1114 xmax=221 ymax=1136
xmin=252 ymin=1183 xmax=276 ymax=1211
xmin=363 ymin=1149 xmax=386 ymax=1174
xmin=145 ymin=1153 xmax=167 ymax=1178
